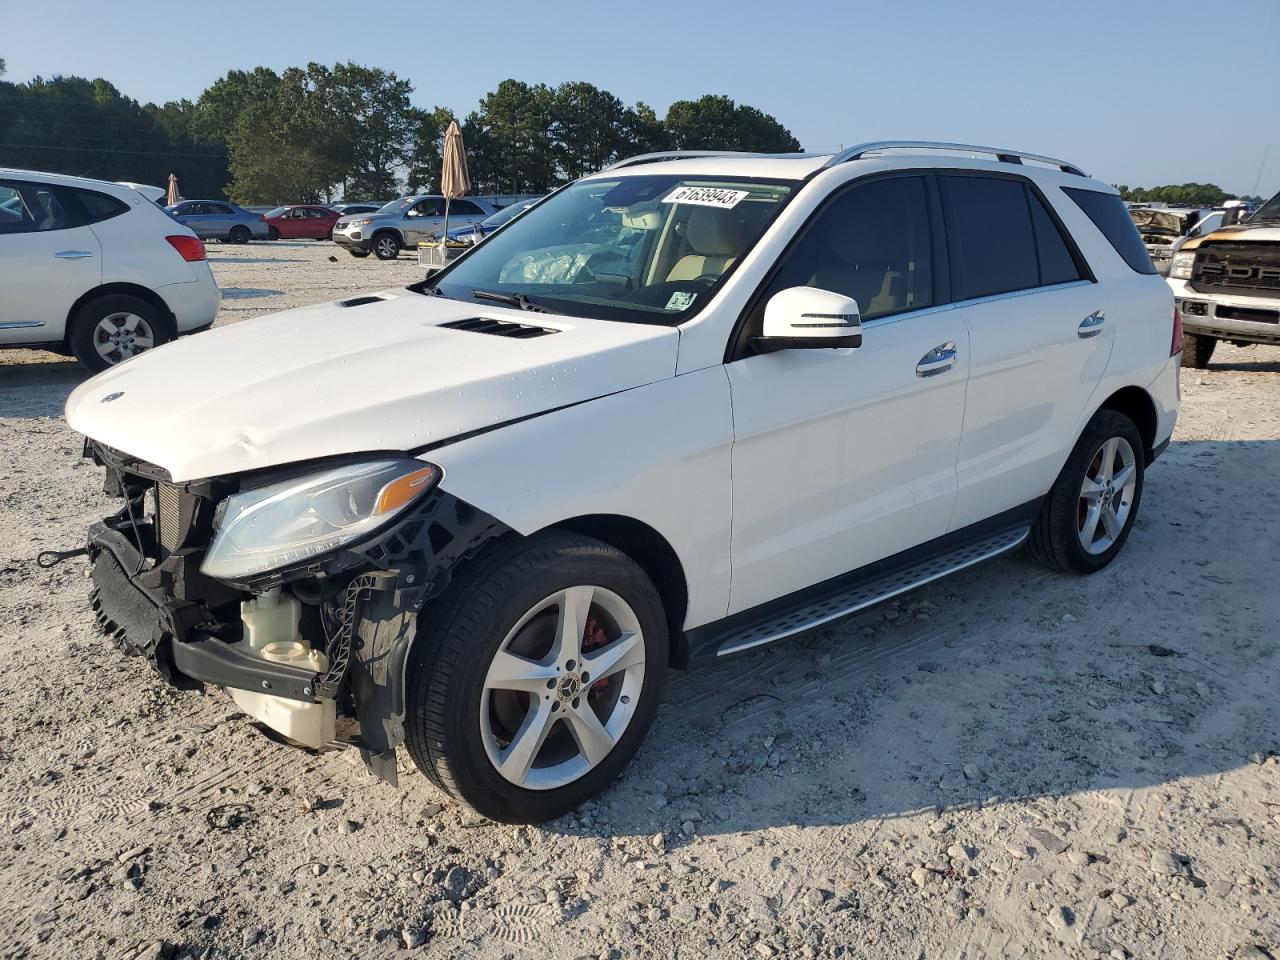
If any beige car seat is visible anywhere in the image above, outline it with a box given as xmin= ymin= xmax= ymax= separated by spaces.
xmin=666 ymin=207 xmax=745 ymax=282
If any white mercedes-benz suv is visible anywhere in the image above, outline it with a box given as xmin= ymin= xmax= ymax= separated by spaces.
xmin=0 ymin=169 xmax=220 ymax=371
xmin=65 ymin=142 xmax=1180 ymax=823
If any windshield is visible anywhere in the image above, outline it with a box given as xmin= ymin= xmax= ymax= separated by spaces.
xmin=264 ymin=206 xmax=288 ymax=218
xmin=1128 ymin=208 xmax=1191 ymax=235
xmin=430 ymin=175 xmax=794 ymax=324
xmin=1250 ymin=190 xmax=1280 ymax=223
xmin=376 ymin=197 xmax=417 ymax=215
xmin=481 ymin=201 xmax=535 ymax=229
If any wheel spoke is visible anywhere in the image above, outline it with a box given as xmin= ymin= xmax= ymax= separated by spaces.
xmin=498 ymin=699 xmax=557 ymax=783
xmin=122 ymin=315 xmax=140 ymax=333
xmin=1100 ymin=504 xmax=1123 ymax=540
xmin=1080 ymin=502 xmax=1102 ymax=545
xmin=553 ymin=586 xmax=593 ymax=664
xmin=1080 ymin=477 xmax=1105 ymax=502
xmin=487 ymin=649 xmax=558 ymax=693
xmin=1111 ymin=463 xmax=1135 ymax=491
xmin=565 ymin=702 xmax=615 ymax=766
xmin=582 ymin=630 xmax=644 ymax=682
xmin=1098 ymin=438 xmax=1118 ymax=481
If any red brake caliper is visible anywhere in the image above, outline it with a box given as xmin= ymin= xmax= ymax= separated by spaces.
xmin=582 ymin=615 xmax=610 ymax=692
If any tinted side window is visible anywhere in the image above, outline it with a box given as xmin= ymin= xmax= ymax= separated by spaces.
xmin=71 ymin=188 xmax=129 ymax=225
xmin=1028 ymin=191 xmax=1083 ymax=285
xmin=755 ymin=175 xmax=934 ymax=324
xmin=1062 ymin=187 xmax=1156 ymax=275
xmin=0 ymin=181 xmax=73 ymax=233
xmin=942 ymin=175 xmax=1038 ymax=300
xmin=209 ymin=203 xmax=234 ymax=215
xmin=450 ymin=199 xmax=483 ymax=217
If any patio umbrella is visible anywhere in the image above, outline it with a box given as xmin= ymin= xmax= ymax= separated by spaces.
xmin=439 ymin=120 xmax=471 ymax=247
xmin=165 ymin=173 xmax=180 ymax=206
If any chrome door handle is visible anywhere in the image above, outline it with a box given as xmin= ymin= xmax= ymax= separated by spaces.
xmin=916 ymin=342 xmax=958 ymax=378
xmin=55 ymin=250 xmax=94 ymax=260
xmin=1078 ymin=310 xmax=1105 ymax=338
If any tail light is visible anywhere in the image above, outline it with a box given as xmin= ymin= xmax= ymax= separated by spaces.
xmin=1171 ymin=303 xmax=1183 ymax=356
xmin=165 ymin=235 xmax=206 ymax=262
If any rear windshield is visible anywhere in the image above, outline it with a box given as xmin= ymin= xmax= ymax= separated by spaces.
xmin=1063 ymin=187 xmax=1156 ymax=275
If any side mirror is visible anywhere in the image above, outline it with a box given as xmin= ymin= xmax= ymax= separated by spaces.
xmin=755 ymin=287 xmax=862 ymax=352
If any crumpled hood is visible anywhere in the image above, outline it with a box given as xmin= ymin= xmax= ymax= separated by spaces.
xmin=1179 ymin=225 xmax=1280 ymax=252
xmin=66 ymin=290 xmax=678 ymax=481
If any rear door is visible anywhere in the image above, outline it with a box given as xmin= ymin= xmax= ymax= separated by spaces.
xmin=726 ymin=174 xmax=968 ymax=612
xmin=941 ymin=172 xmax=1110 ymax=530
xmin=0 ymin=179 xmax=102 ymax=344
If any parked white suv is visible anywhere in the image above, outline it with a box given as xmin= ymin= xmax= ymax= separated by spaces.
xmin=0 ymin=169 xmax=220 ymax=371
xmin=66 ymin=143 xmax=1180 ymax=823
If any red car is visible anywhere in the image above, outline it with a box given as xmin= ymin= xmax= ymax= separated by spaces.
xmin=262 ymin=204 xmax=341 ymax=241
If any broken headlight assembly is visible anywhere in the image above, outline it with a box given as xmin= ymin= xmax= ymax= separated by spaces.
xmin=1170 ymin=251 xmax=1195 ymax=280
xmin=201 ymin=459 xmax=442 ymax=581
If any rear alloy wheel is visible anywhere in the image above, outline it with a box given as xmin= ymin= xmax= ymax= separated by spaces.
xmin=1027 ymin=409 xmax=1145 ymax=573
xmin=229 ymin=225 xmax=251 ymax=244
xmin=372 ymin=232 xmax=400 ymax=260
xmin=1181 ymin=332 xmax=1216 ymax=369
xmin=405 ymin=533 xmax=668 ymax=823
xmin=69 ymin=294 xmax=171 ymax=372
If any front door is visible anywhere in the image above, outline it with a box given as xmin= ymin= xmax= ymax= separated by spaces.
xmin=402 ymin=198 xmax=446 ymax=245
xmin=726 ymin=174 xmax=968 ymax=614
xmin=0 ymin=179 xmax=101 ymax=344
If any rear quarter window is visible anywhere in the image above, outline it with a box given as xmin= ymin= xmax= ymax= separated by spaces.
xmin=70 ymin=188 xmax=130 ymax=225
xmin=1062 ymin=187 xmax=1156 ymax=275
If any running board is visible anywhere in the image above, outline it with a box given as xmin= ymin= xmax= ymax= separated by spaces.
xmin=700 ymin=524 xmax=1030 ymax=662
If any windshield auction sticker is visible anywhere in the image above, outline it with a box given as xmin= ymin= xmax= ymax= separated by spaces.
xmin=661 ymin=186 xmax=748 ymax=209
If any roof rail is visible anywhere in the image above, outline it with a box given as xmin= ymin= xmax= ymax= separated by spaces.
xmin=605 ymin=150 xmax=789 ymax=171
xmin=824 ymin=141 xmax=1088 ymax=177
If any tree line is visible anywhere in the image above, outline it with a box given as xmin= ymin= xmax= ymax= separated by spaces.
xmin=1114 ymin=182 xmax=1261 ymax=206
xmin=0 ymin=60 xmax=800 ymax=204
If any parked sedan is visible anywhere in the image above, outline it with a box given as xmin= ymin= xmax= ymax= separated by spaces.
xmin=262 ymin=204 xmax=341 ymax=241
xmin=167 ymin=200 xmax=269 ymax=243
xmin=332 ymin=195 xmax=499 ymax=260
xmin=443 ymin=198 xmax=539 ymax=246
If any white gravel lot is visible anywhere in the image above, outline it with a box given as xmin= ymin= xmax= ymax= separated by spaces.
xmin=1 ymin=240 xmax=1278 ymax=960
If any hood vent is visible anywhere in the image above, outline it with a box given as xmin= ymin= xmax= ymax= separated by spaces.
xmin=339 ymin=295 xmax=386 ymax=308
xmin=440 ymin=317 xmax=558 ymax=339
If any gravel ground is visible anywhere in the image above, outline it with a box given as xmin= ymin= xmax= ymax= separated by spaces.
xmin=1 ymin=241 xmax=1278 ymax=960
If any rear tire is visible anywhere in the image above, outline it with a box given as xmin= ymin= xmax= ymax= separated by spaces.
xmin=1181 ymin=332 xmax=1216 ymax=369
xmin=404 ymin=532 xmax=669 ymax=823
xmin=229 ymin=225 xmax=250 ymax=244
xmin=1027 ymin=409 xmax=1145 ymax=574
xmin=68 ymin=294 xmax=172 ymax=373
xmin=372 ymin=232 xmax=400 ymax=260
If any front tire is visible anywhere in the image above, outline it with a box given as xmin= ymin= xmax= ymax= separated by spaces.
xmin=1181 ymin=332 xmax=1216 ymax=369
xmin=68 ymin=294 xmax=172 ymax=372
xmin=1027 ymin=409 xmax=1145 ymax=574
xmin=372 ymin=232 xmax=400 ymax=260
xmin=404 ymin=533 xmax=669 ymax=823
xmin=267 ymin=226 xmax=279 ymax=241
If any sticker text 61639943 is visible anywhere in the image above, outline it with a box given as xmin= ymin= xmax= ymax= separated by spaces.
xmin=661 ymin=186 xmax=749 ymax=209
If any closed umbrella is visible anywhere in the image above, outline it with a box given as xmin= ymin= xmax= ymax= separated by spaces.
xmin=439 ymin=120 xmax=471 ymax=249
xmin=165 ymin=173 xmax=180 ymax=206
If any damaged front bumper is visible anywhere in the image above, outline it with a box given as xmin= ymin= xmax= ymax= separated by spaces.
xmin=83 ymin=441 xmax=509 ymax=778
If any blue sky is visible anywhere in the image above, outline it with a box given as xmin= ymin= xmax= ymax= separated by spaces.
xmin=5 ymin=0 xmax=1277 ymax=195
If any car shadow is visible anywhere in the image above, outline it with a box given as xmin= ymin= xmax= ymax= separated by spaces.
xmin=1201 ymin=360 xmax=1280 ymax=374
xmin=530 ymin=437 xmax=1280 ymax=843
xmin=207 ymin=257 xmax=307 ymax=265
xmin=0 ymin=358 xmax=86 ymax=418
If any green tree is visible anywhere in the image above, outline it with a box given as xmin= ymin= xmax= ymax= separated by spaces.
xmin=620 ymin=101 xmax=671 ymax=156
xmin=551 ymin=81 xmax=626 ymax=180
xmin=326 ymin=62 xmax=418 ymax=200
xmin=664 ymin=95 xmax=800 ymax=152
xmin=468 ymin=80 xmax=557 ymax=193
xmin=1115 ymin=183 xmax=1232 ymax=206
xmin=405 ymin=106 xmax=455 ymax=194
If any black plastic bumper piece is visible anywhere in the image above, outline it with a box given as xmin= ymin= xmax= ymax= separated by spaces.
xmin=171 ymin=635 xmax=318 ymax=703
xmin=89 ymin=521 xmax=319 ymax=703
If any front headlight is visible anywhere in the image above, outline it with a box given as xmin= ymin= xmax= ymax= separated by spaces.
xmin=1170 ymin=251 xmax=1195 ymax=280
xmin=347 ymin=217 xmax=374 ymax=227
xmin=201 ymin=459 xmax=441 ymax=581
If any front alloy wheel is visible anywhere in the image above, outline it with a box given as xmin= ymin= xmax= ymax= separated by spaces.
xmin=372 ymin=233 xmax=400 ymax=260
xmin=482 ymin=585 xmax=646 ymax=790
xmin=405 ymin=533 xmax=668 ymax=823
